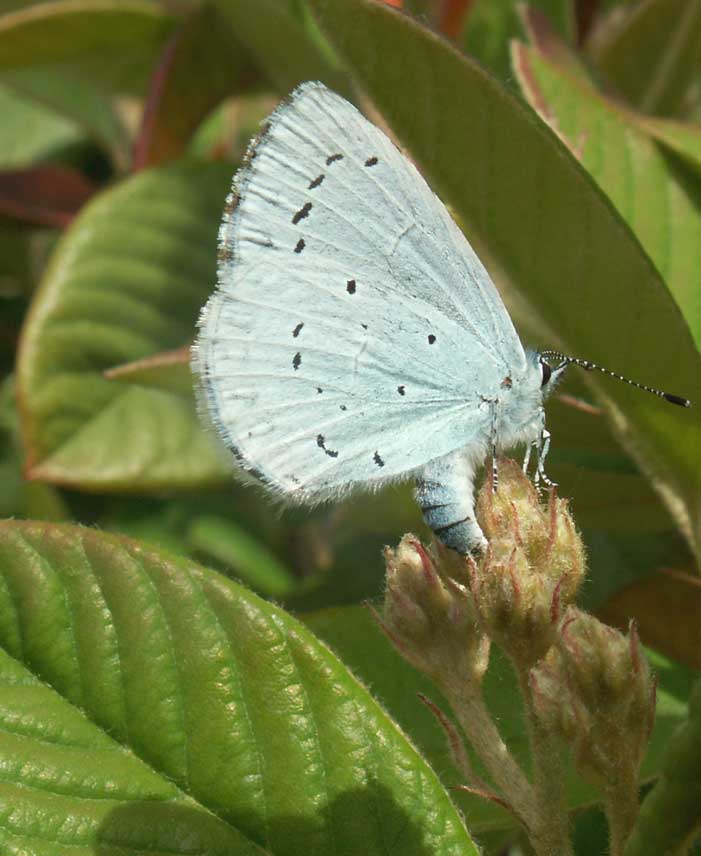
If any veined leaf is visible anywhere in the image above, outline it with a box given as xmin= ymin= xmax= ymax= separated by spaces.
xmin=513 ymin=23 xmax=701 ymax=348
xmin=17 ymin=160 xmax=233 ymax=490
xmin=0 ymin=520 xmax=477 ymax=855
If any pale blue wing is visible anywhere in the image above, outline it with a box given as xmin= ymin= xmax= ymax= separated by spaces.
xmin=194 ymin=82 xmax=527 ymax=500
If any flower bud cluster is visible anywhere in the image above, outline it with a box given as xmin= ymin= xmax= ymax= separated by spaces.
xmin=469 ymin=460 xmax=585 ymax=668
xmin=530 ymin=607 xmax=656 ymax=788
xmin=382 ymin=535 xmax=489 ymax=686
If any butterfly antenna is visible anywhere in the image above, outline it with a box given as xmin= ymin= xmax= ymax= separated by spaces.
xmin=540 ymin=350 xmax=691 ymax=408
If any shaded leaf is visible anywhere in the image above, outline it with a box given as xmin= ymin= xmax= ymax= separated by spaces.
xmin=462 ymin=0 xmax=574 ymax=82
xmin=307 ymin=0 xmax=701 ymax=555
xmin=587 ymin=0 xmax=701 ymax=116
xmin=0 ymin=80 xmax=84 ymax=169
xmin=134 ymin=2 xmax=258 ymax=168
xmin=17 ymin=160 xmax=233 ymax=490
xmin=633 ymin=113 xmax=701 ymax=173
xmin=187 ymin=514 xmax=297 ymax=598
xmin=211 ymin=0 xmax=349 ymax=95
xmin=0 ymin=520 xmax=477 ymax=855
xmin=625 ymin=679 xmax=701 ymax=856
xmin=104 ymin=346 xmax=192 ymax=394
xmin=1 ymin=67 xmax=131 ymax=168
xmin=0 ymin=376 xmax=69 ymax=521
xmin=306 ymin=604 xmax=697 ymax=832
xmin=0 ymin=165 xmax=95 ymax=227
xmin=0 ymin=0 xmax=175 ymax=94
xmin=597 ymin=567 xmax=701 ymax=669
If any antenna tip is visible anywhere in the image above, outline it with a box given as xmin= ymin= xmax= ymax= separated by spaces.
xmin=664 ymin=393 xmax=692 ymax=408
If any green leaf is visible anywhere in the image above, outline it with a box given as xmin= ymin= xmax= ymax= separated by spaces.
xmin=103 ymin=347 xmax=193 ymax=395
xmin=307 ymin=0 xmax=701 ymax=555
xmin=0 ymin=0 xmax=175 ymax=94
xmin=633 ymin=113 xmax=701 ymax=173
xmin=587 ymin=0 xmax=701 ymax=116
xmin=512 ymin=35 xmax=701 ymax=356
xmin=0 ymin=520 xmax=477 ymax=854
xmin=17 ymin=160 xmax=233 ymax=491
xmin=134 ymin=2 xmax=259 ymax=167
xmin=0 ymin=80 xmax=84 ymax=169
xmin=1 ymin=67 xmax=131 ymax=168
xmin=0 ymin=376 xmax=70 ymax=521
xmin=306 ymin=605 xmax=697 ymax=833
xmin=462 ymin=0 xmax=574 ymax=82
xmin=625 ymin=678 xmax=701 ymax=855
xmin=187 ymin=514 xmax=297 ymax=598
xmin=211 ymin=0 xmax=348 ymax=94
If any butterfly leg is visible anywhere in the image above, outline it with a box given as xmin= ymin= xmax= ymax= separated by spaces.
xmin=490 ymin=400 xmax=499 ymax=494
xmin=534 ymin=422 xmax=557 ymax=490
xmin=416 ymin=449 xmax=487 ymax=555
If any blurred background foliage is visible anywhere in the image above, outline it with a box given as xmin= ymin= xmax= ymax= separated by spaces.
xmin=1 ymin=0 xmax=700 ymax=852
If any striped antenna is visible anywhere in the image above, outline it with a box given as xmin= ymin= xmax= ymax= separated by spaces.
xmin=540 ymin=351 xmax=691 ymax=408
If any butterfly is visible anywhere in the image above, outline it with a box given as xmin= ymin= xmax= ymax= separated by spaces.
xmin=193 ymin=82 xmax=689 ymax=555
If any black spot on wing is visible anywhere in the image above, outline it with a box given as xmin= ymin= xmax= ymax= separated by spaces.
xmin=294 ymin=238 xmax=305 ymax=253
xmin=292 ymin=322 xmax=304 ymax=338
xmin=292 ymin=202 xmax=312 ymax=225
xmin=326 ymin=153 xmax=344 ymax=164
xmin=317 ymin=434 xmax=339 ymax=458
xmin=428 ymin=334 xmax=436 ymax=344
xmin=361 ymin=323 xmax=368 ymax=330
xmin=397 ymin=385 xmax=405 ymax=396
xmin=365 ymin=156 xmax=378 ymax=167
xmin=292 ymin=352 xmax=301 ymax=370
xmin=340 ymin=405 xmax=347 ymax=411
xmin=373 ymin=451 xmax=385 ymax=468
xmin=308 ymin=174 xmax=325 ymax=189
xmin=346 ymin=279 xmax=356 ymax=294
xmin=317 ymin=387 xmax=323 ymax=394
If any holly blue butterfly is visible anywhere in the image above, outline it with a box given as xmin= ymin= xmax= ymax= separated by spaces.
xmin=193 ymin=82 xmax=689 ymax=554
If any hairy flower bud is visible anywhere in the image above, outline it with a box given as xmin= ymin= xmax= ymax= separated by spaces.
xmin=531 ymin=607 xmax=656 ymax=789
xmin=381 ymin=535 xmax=489 ymax=686
xmin=469 ymin=460 xmax=585 ymax=668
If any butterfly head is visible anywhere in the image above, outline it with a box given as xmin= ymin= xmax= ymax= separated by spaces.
xmin=537 ymin=352 xmax=568 ymax=397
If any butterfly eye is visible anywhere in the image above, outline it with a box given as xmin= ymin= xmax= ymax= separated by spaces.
xmin=541 ymin=359 xmax=552 ymax=387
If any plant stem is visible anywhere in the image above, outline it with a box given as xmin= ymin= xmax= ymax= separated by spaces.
xmin=446 ymin=678 xmax=537 ymax=831
xmin=517 ymin=668 xmax=575 ymax=856
xmin=605 ymin=770 xmax=640 ymax=856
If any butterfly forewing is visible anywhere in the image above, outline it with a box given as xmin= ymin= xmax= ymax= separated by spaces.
xmin=195 ymin=82 xmax=526 ymax=500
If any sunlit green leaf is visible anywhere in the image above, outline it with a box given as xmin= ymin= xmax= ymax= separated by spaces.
xmin=512 ymin=34 xmax=701 ymax=358
xmin=17 ymin=160 xmax=233 ymax=490
xmin=0 ymin=520 xmax=477 ymax=854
